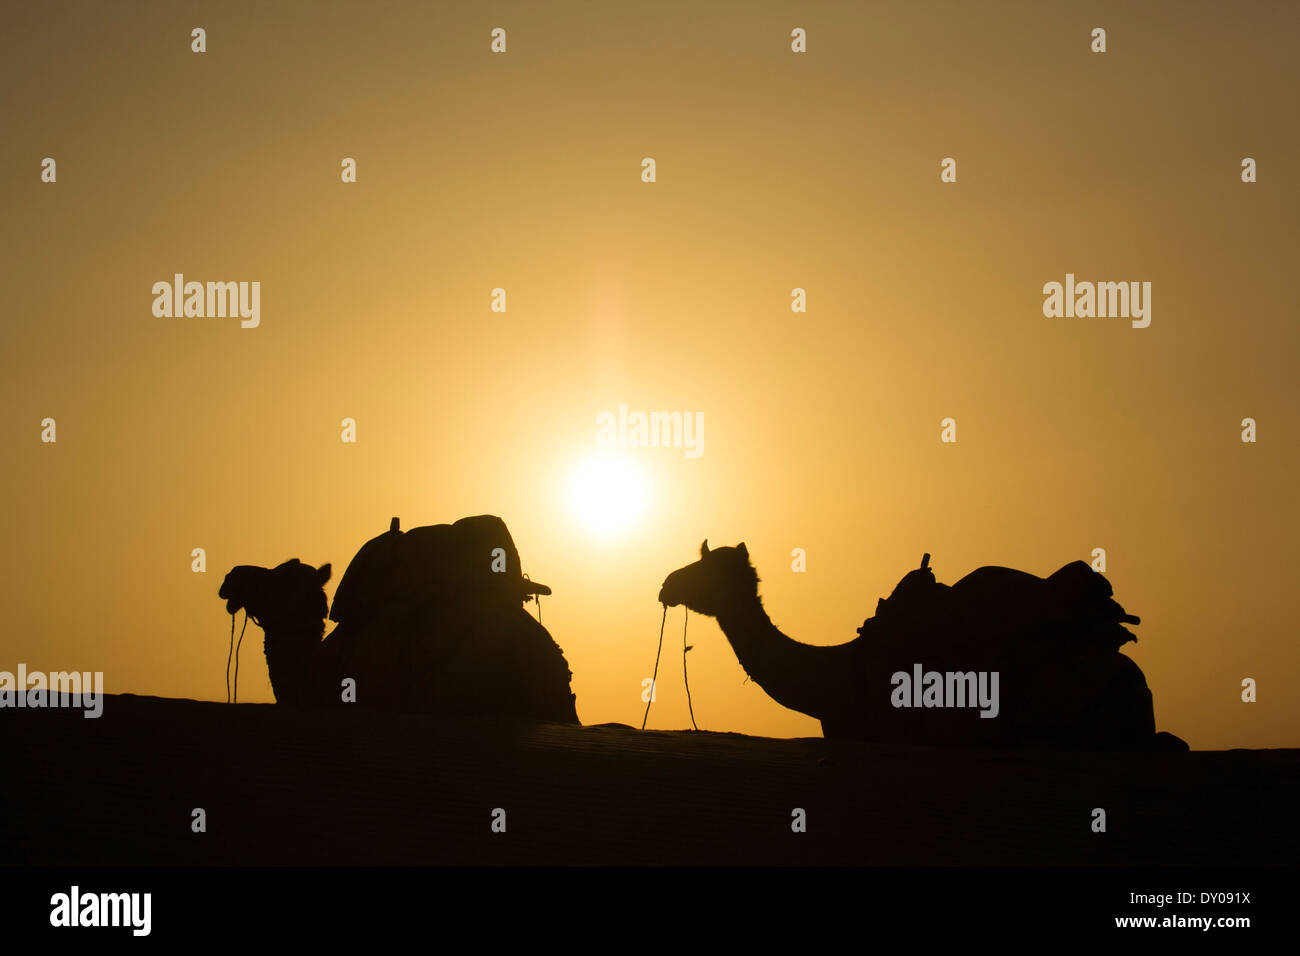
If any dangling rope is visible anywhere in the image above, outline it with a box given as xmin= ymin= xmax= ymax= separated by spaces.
xmin=226 ymin=614 xmax=235 ymax=703
xmin=226 ymin=610 xmax=249 ymax=703
xmin=641 ymin=605 xmax=668 ymax=730
xmin=682 ymin=609 xmax=698 ymax=731
xmin=642 ymin=605 xmax=700 ymax=731
xmin=523 ymin=573 xmax=542 ymax=624
xmin=233 ymin=611 xmax=248 ymax=702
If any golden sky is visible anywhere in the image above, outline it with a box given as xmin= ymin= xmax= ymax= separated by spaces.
xmin=3 ymin=1 xmax=1297 ymax=749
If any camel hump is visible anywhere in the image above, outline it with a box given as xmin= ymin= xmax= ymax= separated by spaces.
xmin=404 ymin=515 xmax=550 ymax=603
xmin=872 ymin=562 xmax=1041 ymax=631
xmin=861 ymin=557 xmax=1140 ymax=653
xmin=329 ymin=514 xmax=551 ymax=626
xmin=1048 ymin=559 xmax=1114 ymax=601
xmin=953 ymin=565 xmax=1044 ymax=593
xmin=951 ymin=561 xmax=1140 ymax=651
xmin=872 ymin=556 xmax=949 ymax=624
xmin=329 ymin=519 xmax=408 ymax=624
xmin=450 ymin=515 xmax=551 ymax=601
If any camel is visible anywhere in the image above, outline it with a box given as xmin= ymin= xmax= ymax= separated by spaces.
xmin=659 ymin=541 xmax=1186 ymax=750
xmin=217 ymin=517 xmax=579 ymax=724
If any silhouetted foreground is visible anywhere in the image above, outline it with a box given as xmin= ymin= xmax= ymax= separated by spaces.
xmin=662 ymin=543 xmax=1184 ymax=750
xmin=218 ymin=515 xmax=578 ymax=723
xmin=4 ymin=695 xmax=1297 ymax=866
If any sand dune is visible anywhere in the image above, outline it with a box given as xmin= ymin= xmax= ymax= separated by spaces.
xmin=3 ymin=695 xmax=1296 ymax=865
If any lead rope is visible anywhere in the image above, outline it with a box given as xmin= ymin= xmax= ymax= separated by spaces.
xmin=641 ymin=605 xmax=668 ymax=729
xmin=226 ymin=610 xmax=249 ymax=703
xmin=523 ymin=573 xmax=542 ymax=624
xmin=226 ymin=614 xmax=235 ymax=703
xmin=233 ymin=610 xmax=248 ymax=702
xmin=642 ymin=606 xmax=699 ymax=731
xmin=682 ymin=609 xmax=698 ymax=731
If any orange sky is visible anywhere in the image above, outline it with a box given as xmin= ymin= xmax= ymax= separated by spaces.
xmin=2 ymin=1 xmax=1297 ymax=749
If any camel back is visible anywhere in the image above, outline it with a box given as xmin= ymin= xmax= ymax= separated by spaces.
xmin=863 ymin=555 xmax=1139 ymax=653
xmin=329 ymin=515 xmax=550 ymax=627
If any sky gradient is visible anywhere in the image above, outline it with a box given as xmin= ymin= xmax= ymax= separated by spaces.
xmin=3 ymin=0 xmax=1298 ymax=748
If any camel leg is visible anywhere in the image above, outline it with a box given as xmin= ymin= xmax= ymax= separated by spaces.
xmin=1075 ymin=652 xmax=1156 ymax=749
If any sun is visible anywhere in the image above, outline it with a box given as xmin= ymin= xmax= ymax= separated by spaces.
xmin=567 ymin=454 xmax=650 ymax=537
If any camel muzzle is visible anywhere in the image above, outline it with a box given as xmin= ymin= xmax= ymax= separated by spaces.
xmin=658 ymin=571 xmax=685 ymax=607
xmin=218 ymin=585 xmax=244 ymax=616
xmin=218 ymin=567 xmax=258 ymax=615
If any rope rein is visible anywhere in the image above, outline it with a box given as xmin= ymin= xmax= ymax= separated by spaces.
xmin=225 ymin=614 xmax=235 ymax=703
xmin=641 ymin=605 xmax=667 ymax=730
xmin=642 ymin=605 xmax=699 ymax=732
xmin=523 ymin=573 xmax=542 ymax=624
xmin=226 ymin=610 xmax=249 ymax=703
xmin=682 ymin=609 xmax=698 ymax=731
xmin=233 ymin=611 xmax=248 ymax=702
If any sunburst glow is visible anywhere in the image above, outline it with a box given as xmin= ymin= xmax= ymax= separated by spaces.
xmin=567 ymin=455 xmax=649 ymax=537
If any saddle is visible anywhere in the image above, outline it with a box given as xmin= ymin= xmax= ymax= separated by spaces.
xmin=860 ymin=553 xmax=1140 ymax=653
xmin=329 ymin=515 xmax=551 ymax=629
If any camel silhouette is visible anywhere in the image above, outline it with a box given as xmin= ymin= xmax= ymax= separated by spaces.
xmin=659 ymin=541 xmax=1186 ymax=750
xmin=217 ymin=516 xmax=579 ymax=723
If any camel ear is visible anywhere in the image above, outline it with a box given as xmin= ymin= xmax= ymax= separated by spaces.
xmin=317 ymin=563 xmax=332 ymax=585
xmin=700 ymin=539 xmax=710 ymax=557
xmin=737 ymin=542 xmax=748 ymax=558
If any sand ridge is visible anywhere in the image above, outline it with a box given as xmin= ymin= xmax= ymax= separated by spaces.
xmin=3 ymin=694 xmax=1296 ymax=865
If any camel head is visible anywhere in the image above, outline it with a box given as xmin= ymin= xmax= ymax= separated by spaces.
xmin=659 ymin=540 xmax=758 ymax=617
xmin=219 ymin=559 xmax=331 ymax=632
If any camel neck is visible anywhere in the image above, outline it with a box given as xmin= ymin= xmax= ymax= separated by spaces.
xmin=262 ymin=617 xmax=325 ymax=706
xmin=713 ymin=592 xmax=859 ymax=722
xmin=716 ymin=595 xmax=775 ymax=645
xmin=716 ymin=598 xmax=816 ymax=713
